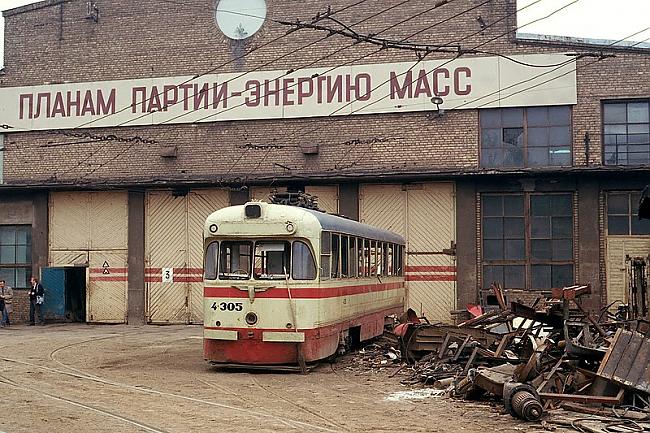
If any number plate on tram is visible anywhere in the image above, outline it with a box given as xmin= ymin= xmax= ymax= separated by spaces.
xmin=211 ymin=301 xmax=243 ymax=312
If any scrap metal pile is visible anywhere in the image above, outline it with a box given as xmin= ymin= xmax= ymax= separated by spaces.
xmin=390 ymin=284 xmax=650 ymax=429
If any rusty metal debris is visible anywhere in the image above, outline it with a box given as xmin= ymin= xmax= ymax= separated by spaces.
xmin=369 ymin=282 xmax=650 ymax=428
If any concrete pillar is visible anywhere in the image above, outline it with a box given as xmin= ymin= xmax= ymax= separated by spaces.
xmin=577 ymin=179 xmax=602 ymax=311
xmin=127 ymin=191 xmax=145 ymax=325
xmin=455 ymin=180 xmax=478 ymax=309
xmin=338 ymin=183 xmax=359 ymax=221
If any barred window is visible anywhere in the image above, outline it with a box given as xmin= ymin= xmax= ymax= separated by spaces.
xmin=480 ymin=106 xmax=572 ymax=168
xmin=482 ymin=194 xmax=574 ymax=290
xmin=0 ymin=225 xmax=31 ymax=289
xmin=603 ymin=101 xmax=650 ymax=165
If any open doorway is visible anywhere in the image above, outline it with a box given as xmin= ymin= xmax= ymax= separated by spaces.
xmin=65 ymin=267 xmax=86 ymax=322
xmin=41 ymin=266 xmax=87 ymax=323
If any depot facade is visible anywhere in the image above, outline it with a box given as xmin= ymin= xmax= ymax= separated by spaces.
xmin=0 ymin=0 xmax=649 ymax=324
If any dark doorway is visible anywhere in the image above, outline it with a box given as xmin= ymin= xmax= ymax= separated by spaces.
xmin=65 ymin=267 xmax=86 ymax=322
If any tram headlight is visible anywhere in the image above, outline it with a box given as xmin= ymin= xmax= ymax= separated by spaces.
xmin=209 ymin=224 xmax=218 ymax=233
xmin=245 ymin=311 xmax=258 ymax=325
xmin=285 ymin=222 xmax=294 ymax=232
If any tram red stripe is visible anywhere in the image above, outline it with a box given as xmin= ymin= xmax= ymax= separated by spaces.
xmin=89 ymin=276 xmax=128 ymax=282
xmin=204 ymin=282 xmax=403 ymax=299
xmin=406 ymin=275 xmax=457 ymax=281
xmin=405 ymin=266 xmax=456 ymax=273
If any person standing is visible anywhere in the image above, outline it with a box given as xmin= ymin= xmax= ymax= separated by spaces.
xmin=29 ymin=276 xmax=45 ymax=326
xmin=0 ymin=280 xmax=13 ymax=327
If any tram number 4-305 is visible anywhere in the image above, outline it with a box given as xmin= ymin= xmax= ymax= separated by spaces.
xmin=211 ymin=302 xmax=243 ymax=312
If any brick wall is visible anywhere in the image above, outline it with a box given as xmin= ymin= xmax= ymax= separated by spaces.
xmin=0 ymin=0 xmax=647 ymax=187
xmin=9 ymin=290 xmax=31 ymax=324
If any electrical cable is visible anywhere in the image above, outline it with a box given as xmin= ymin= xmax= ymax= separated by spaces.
xmin=68 ymin=0 xmax=437 ymax=182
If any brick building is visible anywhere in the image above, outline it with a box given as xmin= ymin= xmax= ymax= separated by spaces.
xmin=0 ymin=0 xmax=648 ymax=324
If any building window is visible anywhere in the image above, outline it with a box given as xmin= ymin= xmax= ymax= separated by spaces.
xmin=603 ymin=101 xmax=650 ymax=165
xmin=0 ymin=225 xmax=31 ymax=289
xmin=607 ymin=191 xmax=650 ymax=235
xmin=482 ymin=193 xmax=574 ymax=290
xmin=480 ymin=106 xmax=572 ymax=168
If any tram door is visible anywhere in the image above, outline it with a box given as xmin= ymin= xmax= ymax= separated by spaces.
xmin=41 ymin=266 xmax=87 ymax=322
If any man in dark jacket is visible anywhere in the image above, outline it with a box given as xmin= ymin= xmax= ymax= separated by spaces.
xmin=28 ymin=276 xmax=45 ymax=326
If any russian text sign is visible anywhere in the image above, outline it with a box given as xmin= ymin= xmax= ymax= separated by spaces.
xmin=0 ymin=54 xmax=577 ymax=132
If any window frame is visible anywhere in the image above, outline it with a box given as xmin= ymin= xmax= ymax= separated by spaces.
xmin=479 ymin=106 xmax=573 ymax=169
xmin=606 ymin=191 xmax=650 ymax=236
xmin=0 ymin=224 xmax=32 ymax=289
xmin=481 ymin=193 xmax=575 ymax=290
xmin=602 ymin=99 xmax=650 ymax=166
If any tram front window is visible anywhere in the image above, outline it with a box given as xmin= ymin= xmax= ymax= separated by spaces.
xmin=219 ymin=241 xmax=252 ymax=280
xmin=254 ymin=241 xmax=290 ymax=280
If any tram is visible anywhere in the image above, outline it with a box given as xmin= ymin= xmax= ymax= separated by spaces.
xmin=202 ymin=201 xmax=406 ymax=367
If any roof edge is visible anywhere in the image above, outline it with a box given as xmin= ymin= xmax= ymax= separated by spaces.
xmin=515 ymin=32 xmax=650 ymax=53
xmin=2 ymin=0 xmax=73 ymax=18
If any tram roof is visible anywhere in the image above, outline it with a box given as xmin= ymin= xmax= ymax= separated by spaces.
xmin=301 ymin=207 xmax=405 ymax=245
xmin=206 ymin=203 xmax=405 ymax=244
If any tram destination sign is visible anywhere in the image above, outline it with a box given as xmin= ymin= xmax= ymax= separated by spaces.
xmin=0 ymin=54 xmax=577 ymax=132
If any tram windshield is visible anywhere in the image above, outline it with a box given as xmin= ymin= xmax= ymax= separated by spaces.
xmin=210 ymin=239 xmax=317 ymax=281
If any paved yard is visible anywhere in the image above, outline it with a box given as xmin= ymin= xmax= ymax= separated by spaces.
xmin=0 ymin=324 xmax=557 ymax=433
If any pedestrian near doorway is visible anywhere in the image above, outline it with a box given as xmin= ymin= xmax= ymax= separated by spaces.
xmin=0 ymin=280 xmax=13 ymax=327
xmin=29 ymin=276 xmax=45 ymax=326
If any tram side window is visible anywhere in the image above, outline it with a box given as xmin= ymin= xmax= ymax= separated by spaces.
xmin=254 ymin=241 xmax=290 ymax=280
xmin=341 ymin=235 xmax=349 ymax=278
xmin=219 ymin=241 xmax=252 ymax=280
xmin=369 ymin=241 xmax=377 ymax=276
xmin=392 ymin=245 xmax=399 ymax=276
xmin=377 ymin=242 xmax=384 ymax=276
xmin=321 ymin=231 xmax=331 ymax=280
xmin=349 ymin=237 xmax=358 ymax=277
xmin=332 ymin=234 xmax=340 ymax=278
xmin=386 ymin=244 xmax=394 ymax=276
xmin=397 ymin=245 xmax=404 ymax=276
xmin=292 ymin=241 xmax=317 ymax=280
xmin=358 ymin=239 xmax=366 ymax=277
xmin=204 ymin=241 xmax=219 ymax=280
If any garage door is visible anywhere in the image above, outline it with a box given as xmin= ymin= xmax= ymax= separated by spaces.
xmin=145 ymin=189 xmax=228 ymax=324
xmin=606 ymin=237 xmax=650 ymax=307
xmin=360 ymin=183 xmax=456 ymax=322
xmin=250 ymin=187 xmax=287 ymax=202
xmin=305 ymin=186 xmax=339 ymax=214
xmin=49 ymin=191 xmax=128 ymax=323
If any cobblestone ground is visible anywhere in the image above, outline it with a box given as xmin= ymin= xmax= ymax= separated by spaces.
xmin=0 ymin=324 xmax=567 ymax=433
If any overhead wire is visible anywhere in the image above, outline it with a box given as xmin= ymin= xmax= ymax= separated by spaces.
xmin=68 ymin=0 xmax=435 ymax=183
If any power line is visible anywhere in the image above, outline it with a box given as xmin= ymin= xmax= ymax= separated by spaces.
xmin=71 ymin=0 xmax=374 ymax=131
xmin=68 ymin=0 xmax=427 ymax=183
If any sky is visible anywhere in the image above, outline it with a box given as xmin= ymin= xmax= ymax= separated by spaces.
xmin=1 ymin=0 xmax=649 ymax=68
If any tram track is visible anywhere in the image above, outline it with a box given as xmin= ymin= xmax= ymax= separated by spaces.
xmin=1 ymin=333 xmax=345 ymax=433
xmin=0 ymin=372 xmax=170 ymax=433
xmin=249 ymin=373 xmax=351 ymax=432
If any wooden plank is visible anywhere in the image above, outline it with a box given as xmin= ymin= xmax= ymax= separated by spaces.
xmin=596 ymin=328 xmax=622 ymax=376
xmin=598 ymin=330 xmax=631 ymax=379
xmin=612 ymin=332 xmax=644 ymax=388
xmin=626 ymin=335 xmax=650 ymax=389
xmin=540 ymin=389 xmax=624 ymax=405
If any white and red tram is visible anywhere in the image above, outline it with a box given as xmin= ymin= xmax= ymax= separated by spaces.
xmin=202 ymin=201 xmax=406 ymax=366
